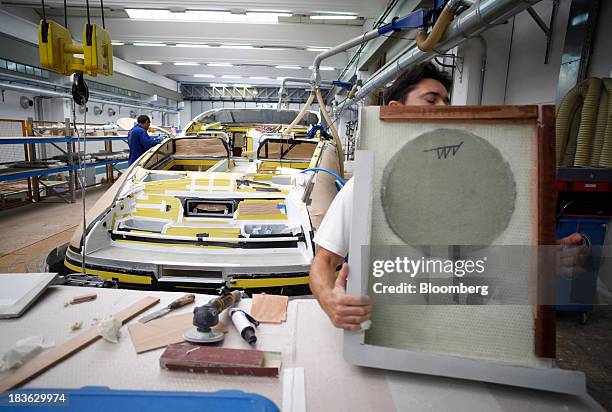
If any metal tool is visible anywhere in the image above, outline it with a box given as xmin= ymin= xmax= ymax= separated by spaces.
xmin=183 ymin=289 xmax=243 ymax=344
xmin=230 ymin=308 xmax=259 ymax=345
xmin=138 ymin=293 xmax=195 ymax=323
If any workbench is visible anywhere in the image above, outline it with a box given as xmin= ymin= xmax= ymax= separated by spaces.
xmin=0 ymin=286 xmax=603 ymax=411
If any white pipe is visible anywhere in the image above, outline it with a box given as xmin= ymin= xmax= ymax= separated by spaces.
xmin=0 ymin=82 xmax=178 ymax=113
xmin=0 ymin=72 xmax=177 ymax=112
xmin=335 ymin=0 xmax=542 ymax=113
xmin=312 ymin=29 xmax=380 ymax=83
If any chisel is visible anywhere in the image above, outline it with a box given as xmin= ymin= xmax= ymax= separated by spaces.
xmin=138 ymin=293 xmax=195 ymax=323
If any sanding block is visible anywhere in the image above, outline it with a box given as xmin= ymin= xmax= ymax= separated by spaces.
xmin=160 ymin=343 xmax=281 ymax=377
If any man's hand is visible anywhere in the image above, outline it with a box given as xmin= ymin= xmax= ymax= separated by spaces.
xmin=557 ymin=233 xmax=591 ymax=278
xmin=318 ymin=263 xmax=372 ymax=331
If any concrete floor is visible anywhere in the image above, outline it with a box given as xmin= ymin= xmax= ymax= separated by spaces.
xmin=0 ymin=184 xmax=610 ymax=409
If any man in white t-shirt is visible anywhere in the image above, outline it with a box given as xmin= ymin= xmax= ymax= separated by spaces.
xmin=310 ymin=63 xmax=452 ymax=331
xmin=310 ymin=64 xmax=590 ymax=331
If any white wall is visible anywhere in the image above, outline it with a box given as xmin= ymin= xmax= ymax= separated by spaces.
xmin=454 ymin=0 xmax=611 ymax=107
xmin=588 ymin=0 xmax=612 ymax=78
xmin=0 ymin=90 xmax=36 ymax=120
xmin=452 ymin=0 xmax=572 ymax=106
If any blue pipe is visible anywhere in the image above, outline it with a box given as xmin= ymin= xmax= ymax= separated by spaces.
xmin=300 ymin=167 xmax=346 ymax=187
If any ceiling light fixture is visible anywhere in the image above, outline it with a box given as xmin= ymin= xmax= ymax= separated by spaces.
xmin=218 ymin=44 xmax=255 ymax=50
xmin=250 ymin=76 xmax=270 ymax=80
xmin=222 ymin=75 xmax=243 ymax=79
xmin=306 ymin=47 xmax=330 ymax=52
xmin=194 ymin=74 xmax=215 ymax=78
xmin=174 ymin=62 xmax=200 ymax=66
xmin=126 ymin=9 xmax=291 ymax=23
xmin=136 ymin=61 xmax=163 ymax=65
xmin=207 ymin=63 xmax=234 ymax=67
xmin=111 ymin=41 xmax=125 ymax=46
xmin=275 ymin=65 xmax=302 ymax=69
xmin=233 ymin=84 xmax=252 ymax=88
xmin=175 ymin=43 xmax=211 ymax=48
xmin=133 ymin=42 xmax=167 ymax=47
xmin=211 ymin=83 xmax=228 ymax=88
xmin=309 ymin=65 xmax=335 ymax=71
xmin=309 ymin=14 xmax=358 ymax=20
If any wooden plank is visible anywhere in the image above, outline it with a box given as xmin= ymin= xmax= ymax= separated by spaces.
xmin=534 ymin=105 xmax=557 ymax=358
xmin=0 ymin=296 xmax=159 ymax=392
xmin=379 ymin=105 xmax=540 ymax=121
xmin=127 ymin=312 xmax=193 ymax=354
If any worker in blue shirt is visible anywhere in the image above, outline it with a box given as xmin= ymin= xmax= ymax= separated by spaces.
xmin=128 ymin=115 xmax=159 ymax=165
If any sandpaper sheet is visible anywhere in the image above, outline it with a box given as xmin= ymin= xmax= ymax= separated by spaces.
xmin=250 ymin=294 xmax=288 ymax=323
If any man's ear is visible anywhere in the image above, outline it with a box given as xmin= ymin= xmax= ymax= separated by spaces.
xmin=387 ymin=100 xmax=403 ymax=107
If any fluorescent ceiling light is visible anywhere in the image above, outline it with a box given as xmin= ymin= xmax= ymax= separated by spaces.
xmin=211 ymin=83 xmax=227 ymax=87
xmin=111 ymin=41 xmax=125 ymax=46
xmin=133 ymin=42 xmax=166 ymax=47
xmin=175 ymin=43 xmax=211 ymax=48
xmin=126 ymin=8 xmax=290 ymax=23
xmin=194 ymin=74 xmax=214 ymax=78
xmin=246 ymin=12 xmax=292 ymax=23
xmin=174 ymin=62 xmax=200 ymax=66
xmin=275 ymin=65 xmax=302 ymax=69
xmin=310 ymin=14 xmax=358 ymax=20
xmin=306 ymin=47 xmax=330 ymax=52
xmin=222 ymin=75 xmax=242 ymax=79
xmin=309 ymin=66 xmax=335 ymax=71
xmin=250 ymin=76 xmax=270 ymax=80
xmin=136 ymin=61 xmax=162 ymax=65
xmin=207 ymin=63 xmax=234 ymax=67
xmin=233 ymin=84 xmax=252 ymax=88
xmin=218 ymin=44 xmax=255 ymax=50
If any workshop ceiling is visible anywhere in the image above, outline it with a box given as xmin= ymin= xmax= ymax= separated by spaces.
xmin=3 ymin=0 xmax=389 ymax=87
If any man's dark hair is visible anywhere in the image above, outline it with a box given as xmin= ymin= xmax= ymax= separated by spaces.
xmin=383 ymin=63 xmax=452 ymax=105
xmin=137 ymin=115 xmax=151 ymax=124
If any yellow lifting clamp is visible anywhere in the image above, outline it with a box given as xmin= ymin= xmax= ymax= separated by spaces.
xmin=38 ymin=20 xmax=113 ymax=77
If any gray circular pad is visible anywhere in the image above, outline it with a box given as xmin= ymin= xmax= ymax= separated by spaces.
xmin=381 ymin=128 xmax=516 ymax=245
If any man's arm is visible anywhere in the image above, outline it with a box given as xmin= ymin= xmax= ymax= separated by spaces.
xmin=139 ymin=129 xmax=159 ymax=150
xmin=310 ymin=247 xmax=371 ymax=331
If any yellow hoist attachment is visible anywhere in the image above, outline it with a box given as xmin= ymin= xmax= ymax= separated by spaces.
xmin=83 ymin=23 xmax=113 ymax=76
xmin=38 ymin=20 xmax=113 ymax=77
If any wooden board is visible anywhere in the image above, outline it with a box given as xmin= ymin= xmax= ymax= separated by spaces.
xmin=250 ymin=294 xmax=288 ymax=323
xmin=127 ymin=313 xmax=193 ymax=354
xmin=0 ymin=296 xmax=159 ymax=392
xmin=379 ymin=105 xmax=540 ymax=121
xmin=160 ymin=343 xmax=281 ymax=377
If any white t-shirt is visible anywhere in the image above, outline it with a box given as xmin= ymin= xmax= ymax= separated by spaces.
xmin=313 ymin=178 xmax=354 ymax=257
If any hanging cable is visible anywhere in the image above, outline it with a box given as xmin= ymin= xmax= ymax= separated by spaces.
xmin=71 ymin=101 xmax=88 ymax=275
xmin=85 ymin=0 xmax=91 ymax=26
xmin=63 ymin=0 xmax=67 ymax=27
xmin=41 ymin=0 xmax=46 ymax=21
xmin=100 ymin=0 xmax=105 ymax=29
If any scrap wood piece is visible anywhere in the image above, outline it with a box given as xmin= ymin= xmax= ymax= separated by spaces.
xmin=128 ymin=313 xmax=227 ymax=354
xmin=127 ymin=313 xmax=192 ymax=354
xmin=160 ymin=343 xmax=281 ymax=377
xmin=0 ymin=296 xmax=159 ymax=392
xmin=70 ymin=293 xmax=97 ymax=305
xmin=250 ymin=294 xmax=288 ymax=323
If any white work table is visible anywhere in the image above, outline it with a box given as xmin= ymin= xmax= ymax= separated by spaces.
xmin=0 ymin=286 xmax=603 ymax=411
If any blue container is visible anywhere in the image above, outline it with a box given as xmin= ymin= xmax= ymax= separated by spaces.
xmin=556 ymin=216 xmax=609 ymax=314
xmin=0 ymin=387 xmax=280 ymax=412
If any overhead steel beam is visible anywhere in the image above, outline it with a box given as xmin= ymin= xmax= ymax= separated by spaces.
xmin=180 ymin=84 xmax=319 ymax=103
